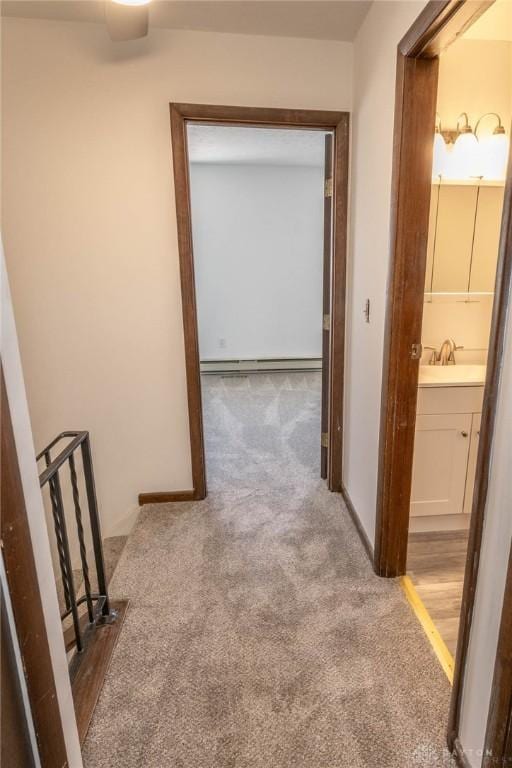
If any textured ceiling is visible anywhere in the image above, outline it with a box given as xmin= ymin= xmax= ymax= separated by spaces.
xmin=187 ymin=124 xmax=329 ymax=166
xmin=2 ymin=1 xmax=372 ymax=42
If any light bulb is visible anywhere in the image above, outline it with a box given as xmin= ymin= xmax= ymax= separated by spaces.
xmin=451 ymin=131 xmax=481 ymax=180
xmin=432 ymin=132 xmax=448 ymax=178
xmin=112 ymin=0 xmax=150 ymax=5
xmin=480 ymin=132 xmax=509 ymax=181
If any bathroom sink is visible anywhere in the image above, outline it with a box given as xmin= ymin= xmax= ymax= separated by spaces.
xmin=418 ymin=364 xmax=486 ymax=387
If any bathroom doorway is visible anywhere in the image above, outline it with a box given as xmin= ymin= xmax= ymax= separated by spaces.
xmin=373 ymin=0 xmax=512 ymax=760
xmin=404 ymin=20 xmax=510 ymax=673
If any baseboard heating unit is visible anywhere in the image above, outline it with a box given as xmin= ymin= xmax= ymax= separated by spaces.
xmin=200 ymin=358 xmax=322 ymax=374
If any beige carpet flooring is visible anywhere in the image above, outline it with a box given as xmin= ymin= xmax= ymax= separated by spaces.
xmin=84 ymin=372 xmax=454 ymax=767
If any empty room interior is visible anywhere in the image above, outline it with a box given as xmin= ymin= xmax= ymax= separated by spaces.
xmin=188 ymin=124 xmax=329 ymax=491
xmin=2 ymin=2 xmax=512 ymax=768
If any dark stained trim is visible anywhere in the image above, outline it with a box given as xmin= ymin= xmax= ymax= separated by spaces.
xmin=1 ymin=591 xmax=36 ymax=767
xmin=328 ymin=115 xmax=350 ymax=492
xmin=164 ymin=103 xmax=350 ymax=500
xmin=70 ymin=599 xmax=129 ymax=745
xmin=1 ymin=367 xmax=68 ymax=768
xmin=321 ymin=133 xmax=333 ymax=480
xmin=169 ymin=103 xmax=207 ymax=500
xmin=170 ymin=103 xmax=345 ymax=129
xmin=375 ymin=52 xmax=440 ymax=578
xmin=398 ymin=0 xmax=493 ymax=58
xmin=139 ymin=489 xmax=201 ymax=506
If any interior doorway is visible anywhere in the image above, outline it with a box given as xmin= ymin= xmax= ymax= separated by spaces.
xmin=142 ymin=104 xmax=349 ymax=504
xmin=373 ymin=0 xmax=512 ymax=761
xmin=186 ymin=123 xmax=332 ymax=492
xmin=404 ymin=9 xmax=510 ymax=672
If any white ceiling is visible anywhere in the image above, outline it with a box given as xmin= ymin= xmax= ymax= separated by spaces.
xmin=2 ymin=0 xmax=372 ymax=42
xmin=464 ymin=0 xmax=512 ymax=42
xmin=187 ymin=124 xmax=329 ymax=166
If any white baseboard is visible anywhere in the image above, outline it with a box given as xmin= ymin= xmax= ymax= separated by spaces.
xmin=409 ymin=513 xmax=470 ymax=533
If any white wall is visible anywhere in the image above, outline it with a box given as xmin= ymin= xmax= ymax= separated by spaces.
xmin=343 ymin=0 xmax=427 ymax=540
xmin=189 ymin=162 xmax=324 ymax=361
xmin=1 ymin=18 xmax=352 ymax=535
xmin=1 ymin=248 xmax=83 ymax=768
xmin=421 ymin=295 xmax=493 ymax=365
xmin=437 ymin=39 xmax=512 ymax=138
xmin=459 ymin=284 xmax=512 ymax=763
xmin=457 ymin=35 xmax=512 ymax=749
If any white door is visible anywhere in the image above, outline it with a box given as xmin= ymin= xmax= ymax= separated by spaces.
xmin=410 ymin=412 xmax=473 ymax=517
xmin=463 ymin=412 xmax=482 ymax=516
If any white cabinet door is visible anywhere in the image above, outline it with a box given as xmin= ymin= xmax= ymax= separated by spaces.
xmin=410 ymin=413 xmax=473 ymax=517
xmin=469 ymin=187 xmax=505 ymax=292
xmin=463 ymin=413 xmax=482 ymax=516
xmin=432 ymin=185 xmax=478 ymax=292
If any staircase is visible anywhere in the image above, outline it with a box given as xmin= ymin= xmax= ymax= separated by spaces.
xmin=37 ymin=432 xmax=128 ymax=744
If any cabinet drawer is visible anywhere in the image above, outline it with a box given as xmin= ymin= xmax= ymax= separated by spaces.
xmin=417 ymin=385 xmax=484 ymax=415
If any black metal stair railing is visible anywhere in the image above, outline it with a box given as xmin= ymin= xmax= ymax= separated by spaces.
xmin=37 ymin=431 xmax=116 ymax=655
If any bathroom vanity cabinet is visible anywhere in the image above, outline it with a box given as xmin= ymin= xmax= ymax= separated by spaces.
xmin=410 ymin=385 xmax=483 ymax=524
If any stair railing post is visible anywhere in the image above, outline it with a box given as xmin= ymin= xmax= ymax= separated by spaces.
xmin=80 ymin=433 xmax=111 ymax=617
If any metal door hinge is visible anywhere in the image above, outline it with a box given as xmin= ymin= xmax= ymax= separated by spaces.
xmin=321 ymin=432 xmax=329 ymax=448
xmin=411 ymin=343 xmax=423 ymax=360
xmin=323 ymin=314 xmax=330 ymax=331
xmin=324 ymin=178 xmax=333 ymax=198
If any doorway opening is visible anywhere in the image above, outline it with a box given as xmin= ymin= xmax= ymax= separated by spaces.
xmin=374 ymin=0 xmax=512 ymax=760
xmin=404 ymin=9 xmax=510 ymax=678
xmin=144 ymin=105 xmax=349 ymax=504
xmin=188 ymin=123 xmax=332 ymax=491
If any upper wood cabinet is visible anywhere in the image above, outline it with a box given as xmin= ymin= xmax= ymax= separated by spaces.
xmin=425 ymin=182 xmax=504 ymax=294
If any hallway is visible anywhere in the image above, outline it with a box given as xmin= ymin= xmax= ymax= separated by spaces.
xmin=84 ymin=372 xmax=454 ymax=767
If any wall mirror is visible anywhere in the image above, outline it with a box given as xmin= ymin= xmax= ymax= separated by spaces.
xmin=425 ymin=182 xmax=505 ymax=296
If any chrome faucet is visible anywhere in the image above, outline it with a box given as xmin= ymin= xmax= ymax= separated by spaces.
xmin=424 ymin=339 xmax=464 ymax=365
xmin=438 ymin=338 xmax=463 ymax=365
xmin=424 ymin=346 xmax=439 ymax=365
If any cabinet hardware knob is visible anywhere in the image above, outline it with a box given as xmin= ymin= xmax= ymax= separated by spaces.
xmin=461 ymin=431 xmax=468 ymax=437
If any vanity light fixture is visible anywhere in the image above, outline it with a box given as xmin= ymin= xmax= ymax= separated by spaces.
xmin=434 ymin=111 xmax=509 ymax=181
xmin=112 ymin=0 xmax=151 ymax=5
xmin=450 ymin=113 xmax=481 ymax=179
xmin=475 ymin=113 xmax=509 ymax=181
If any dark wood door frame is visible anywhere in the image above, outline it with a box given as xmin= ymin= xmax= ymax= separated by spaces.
xmin=321 ymin=133 xmax=334 ymax=480
xmin=140 ymin=104 xmax=349 ymax=505
xmin=1 ymin=367 xmax=68 ymax=768
xmin=375 ymin=0 xmax=494 ymax=578
xmin=374 ymin=0 xmax=512 ymax=761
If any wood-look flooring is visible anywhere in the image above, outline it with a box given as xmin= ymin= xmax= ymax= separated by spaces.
xmin=407 ymin=530 xmax=469 ymax=657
